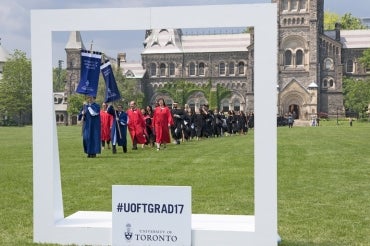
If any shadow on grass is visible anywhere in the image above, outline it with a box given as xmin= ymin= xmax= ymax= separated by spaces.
xmin=280 ymin=240 xmax=343 ymax=246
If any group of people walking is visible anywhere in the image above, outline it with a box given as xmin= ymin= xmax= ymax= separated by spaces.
xmin=78 ymin=96 xmax=253 ymax=158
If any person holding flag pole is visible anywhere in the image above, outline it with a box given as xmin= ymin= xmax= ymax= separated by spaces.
xmin=107 ymin=104 xmax=128 ymax=153
xmin=78 ymin=95 xmax=101 ymax=158
xmin=100 ymin=59 xmax=127 ymax=153
xmin=76 ymin=49 xmax=102 ymax=158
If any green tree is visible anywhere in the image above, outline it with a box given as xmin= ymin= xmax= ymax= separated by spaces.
xmin=324 ymin=12 xmax=367 ymax=30
xmin=359 ymin=48 xmax=370 ymax=72
xmin=324 ymin=12 xmax=340 ymax=30
xmin=121 ymin=78 xmax=144 ymax=107
xmin=67 ymin=93 xmax=85 ymax=117
xmin=0 ymin=50 xmax=32 ymax=125
xmin=343 ymin=77 xmax=370 ymax=117
xmin=53 ymin=67 xmax=67 ymax=92
xmin=158 ymin=80 xmax=231 ymax=109
xmin=340 ymin=13 xmax=367 ymax=30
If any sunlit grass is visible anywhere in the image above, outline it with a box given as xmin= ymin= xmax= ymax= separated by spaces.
xmin=0 ymin=120 xmax=369 ymax=245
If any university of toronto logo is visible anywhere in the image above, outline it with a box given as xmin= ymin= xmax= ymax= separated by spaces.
xmin=124 ymin=223 xmax=133 ymax=241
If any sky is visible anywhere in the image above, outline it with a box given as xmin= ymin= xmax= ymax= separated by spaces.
xmin=1 ymin=0 xmax=370 ymax=67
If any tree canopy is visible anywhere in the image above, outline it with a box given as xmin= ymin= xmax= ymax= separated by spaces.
xmin=324 ymin=12 xmax=367 ymax=30
xmin=0 ymin=50 xmax=32 ymax=125
xmin=359 ymin=49 xmax=370 ymax=72
xmin=53 ymin=66 xmax=67 ymax=92
xmin=343 ymin=77 xmax=370 ymax=117
xmin=158 ymin=80 xmax=231 ymax=109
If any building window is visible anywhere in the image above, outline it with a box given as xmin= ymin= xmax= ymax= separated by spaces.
xmin=200 ymin=99 xmax=207 ymax=107
xmin=296 ymin=50 xmax=303 ymax=65
xmin=324 ymin=58 xmax=334 ymax=70
xmin=150 ymin=63 xmax=157 ymax=77
xmin=238 ymin=62 xmax=245 ymax=74
xmin=187 ymin=99 xmax=195 ymax=111
xmin=169 ymin=62 xmax=175 ymax=76
xmin=234 ymin=100 xmax=240 ymax=111
xmin=282 ymin=0 xmax=289 ymax=11
xmin=229 ymin=62 xmax=235 ymax=75
xmin=299 ymin=0 xmax=307 ymax=11
xmin=323 ymin=79 xmax=328 ymax=88
xmin=222 ymin=101 xmax=229 ymax=112
xmin=329 ymin=79 xmax=334 ymax=87
xmin=366 ymin=67 xmax=370 ymax=74
xmin=219 ymin=62 xmax=226 ymax=75
xmin=284 ymin=50 xmax=292 ymax=66
xmin=160 ymin=63 xmax=166 ymax=77
xmin=189 ymin=62 xmax=196 ymax=76
xmin=346 ymin=60 xmax=354 ymax=73
xmin=199 ymin=62 xmax=205 ymax=76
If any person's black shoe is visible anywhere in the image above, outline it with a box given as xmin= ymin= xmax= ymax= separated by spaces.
xmin=112 ymin=145 xmax=117 ymax=154
xmin=132 ymin=145 xmax=138 ymax=150
xmin=123 ymin=146 xmax=127 ymax=153
xmin=91 ymin=154 xmax=96 ymax=158
xmin=87 ymin=154 xmax=91 ymax=158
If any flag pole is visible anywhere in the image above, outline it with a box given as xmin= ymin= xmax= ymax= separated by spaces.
xmin=114 ymin=103 xmax=123 ymax=140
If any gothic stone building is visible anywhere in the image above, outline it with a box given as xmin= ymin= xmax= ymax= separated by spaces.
xmin=66 ymin=0 xmax=370 ymax=120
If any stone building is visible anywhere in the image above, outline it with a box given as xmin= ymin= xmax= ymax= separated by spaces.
xmin=141 ymin=29 xmax=250 ymax=113
xmin=54 ymin=92 xmax=68 ymax=125
xmin=64 ymin=31 xmax=85 ymax=125
xmin=0 ymin=39 xmax=10 ymax=80
xmin=65 ymin=0 xmax=370 ymax=120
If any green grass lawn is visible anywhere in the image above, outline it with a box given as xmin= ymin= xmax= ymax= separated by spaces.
xmin=0 ymin=120 xmax=369 ymax=245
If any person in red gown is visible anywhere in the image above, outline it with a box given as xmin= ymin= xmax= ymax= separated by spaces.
xmin=126 ymin=101 xmax=146 ymax=150
xmin=100 ymin=102 xmax=113 ymax=149
xmin=152 ymin=98 xmax=174 ymax=151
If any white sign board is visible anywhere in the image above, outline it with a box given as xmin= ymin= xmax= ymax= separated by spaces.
xmin=112 ymin=185 xmax=191 ymax=246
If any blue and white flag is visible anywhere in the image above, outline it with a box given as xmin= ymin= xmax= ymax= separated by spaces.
xmin=100 ymin=61 xmax=121 ymax=103
xmin=76 ymin=50 xmax=102 ymax=97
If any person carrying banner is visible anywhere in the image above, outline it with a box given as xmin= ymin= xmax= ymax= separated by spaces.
xmin=126 ymin=101 xmax=147 ymax=150
xmin=100 ymin=102 xmax=113 ymax=149
xmin=78 ymin=96 xmax=101 ymax=158
xmin=107 ymin=104 xmax=128 ymax=153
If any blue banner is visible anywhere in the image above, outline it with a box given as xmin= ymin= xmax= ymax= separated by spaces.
xmin=101 ymin=61 xmax=121 ymax=103
xmin=76 ymin=51 xmax=102 ymax=97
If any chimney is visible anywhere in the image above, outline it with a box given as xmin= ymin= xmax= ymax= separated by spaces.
xmin=335 ymin=23 xmax=341 ymax=42
xmin=117 ymin=52 xmax=126 ymax=68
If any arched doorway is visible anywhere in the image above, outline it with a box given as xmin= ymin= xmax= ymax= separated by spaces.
xmin=289 ymin=104 xmax=299 ymax=119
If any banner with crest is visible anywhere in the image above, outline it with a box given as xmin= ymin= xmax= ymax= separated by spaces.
xmin=76 ymin=50 xmax=102 ymax=97
xmin=100 ymin=60 xmax=121 ymax=103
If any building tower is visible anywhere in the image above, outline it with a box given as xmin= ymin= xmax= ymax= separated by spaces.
xmin=65 ymin=31 xmax=85 ymax=125
xmin=275 ymin=0 xmax=327 ymax=120
xmin=0 ymin=38 xmax=10 ymax=80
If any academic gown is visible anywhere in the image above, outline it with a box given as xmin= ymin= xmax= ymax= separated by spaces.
xmin=100 ymin=110 xmax=113 ymax=141
xmin=153 ymin=106 xmax=174 ymax=144
xmin=78 ymin=103 xmax=101 ymax=155
xmin=107 ymin=106 xmax=128 ymax=146
xmin=126 ymin=108 xmax=146 ymax=144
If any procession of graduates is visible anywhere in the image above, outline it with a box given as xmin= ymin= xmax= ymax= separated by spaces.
xmin=75 ymin=51 xmax=252 ymax=158
xmin=78 ymin=96 xmax=254 ymax=158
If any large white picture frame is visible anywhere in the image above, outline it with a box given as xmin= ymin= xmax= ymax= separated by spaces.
xmin=31 ymin=3 xmax=277 ymax=245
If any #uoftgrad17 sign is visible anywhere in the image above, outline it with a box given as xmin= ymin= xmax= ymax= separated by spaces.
xmin=112 ymin=185 xmax=192 ymax=246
